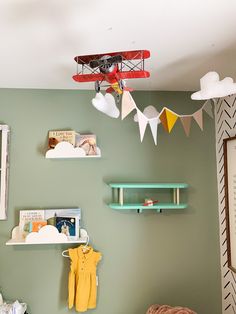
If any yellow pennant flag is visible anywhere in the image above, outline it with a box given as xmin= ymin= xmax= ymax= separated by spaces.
xmin=159 ymin=109 xmax=178 ymax=133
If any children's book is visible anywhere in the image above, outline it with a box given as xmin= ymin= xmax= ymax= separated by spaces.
xmin=45 ymin=208 xmax=81 ymax=240
xmin=19 ymin=208 xmax=81 ymax=240
xmin=19 ymin=210 xmax=45 ymax=238
xmin=75 ymin=134 xmax=97 ymax=155
xmin=48 ymin=130 xmax=77 ymax=149
xmin=29 ymin=221 xmax=47 ymax=232
xmin=55 ymin=217 xmax=76 ymax=237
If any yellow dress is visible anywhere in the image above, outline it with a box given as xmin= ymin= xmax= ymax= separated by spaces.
xmin=68 ymin=246 xmax=102 ymax=312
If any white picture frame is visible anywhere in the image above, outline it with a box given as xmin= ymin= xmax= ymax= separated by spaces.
xmin=0 ymin=125 xmax=10 ymax=220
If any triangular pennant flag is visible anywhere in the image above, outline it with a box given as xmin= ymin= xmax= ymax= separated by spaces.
xmin=137 ymin=109 xmax=148 ymax=142
xmin=193 ymin=109 xmax=203 ymax=130
xmin=121 ymin=91 xmax=136 ymax=120
xmin=148 ymin=118 xmax=159 ymax=145
xmin=212 ymin=98 xmax=217 ymax=104
xmin=203 ymin=100 xmax=214 ymax=118
xmin=159 ymin=108 xmax=178 ymax=133
xmin=180 ymin=116 xmax=192 ymax=136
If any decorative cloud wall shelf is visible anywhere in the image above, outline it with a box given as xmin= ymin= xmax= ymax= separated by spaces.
xmin=6 ymin=225 xmax=88 ymax=245
xmin=45 ymin=141 xmax=101 ymax=159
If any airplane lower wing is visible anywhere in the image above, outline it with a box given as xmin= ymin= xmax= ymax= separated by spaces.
xmin=72 ymin=73 xmax=104 ymax=82
xmin=117 ymin=70 xmax=150 ymax=80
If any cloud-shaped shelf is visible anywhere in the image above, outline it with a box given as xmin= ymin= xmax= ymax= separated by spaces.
xmin=6 ymin=225 xmax=88 ymax=245
xmin=45 ymin=141 xmax=101 ymax=159
xmin=26 ymin=225 xmax=68 ymax=243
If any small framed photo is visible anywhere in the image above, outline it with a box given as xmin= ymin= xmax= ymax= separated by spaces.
xmin=223 ymin=136 xmax=236 ymax=272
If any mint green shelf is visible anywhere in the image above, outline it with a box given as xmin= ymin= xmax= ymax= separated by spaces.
xmin=109 ymin=203 xmax=187 ymax=213
xmin=109 ymin=183 xmax=188 ymax=189
xmin=108 ymin=182 xmax=188 ymax=213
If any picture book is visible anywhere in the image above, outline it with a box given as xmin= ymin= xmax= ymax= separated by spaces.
xmin=75 ymin=133 xmax=97 ymax=155
xmin=48 ymin=130 xmax=77 ymax=149
xmin=29 ymin=221 xmax=47 ymax=232
xmin=19 ymin=210 xmax=45 ymax=238
xmin=19 ymin=208 xmax=81 ymax=239
xmin=44 ymin=208 xmax=81 ymax=240
xmin=55 ymin=217 xmax=76 ymax=237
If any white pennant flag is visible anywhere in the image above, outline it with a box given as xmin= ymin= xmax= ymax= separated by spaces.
xmin=193 ymin=109 xmax=203 ymax=130
xmin=137 ymin=109 xmax=148 ymax=142
xmin=121 ymin=91 xmax=137 ymax=120
xmin=148 ymin=118 xmax=159 ymax=145
xmin=203 ymin=100 xmax=214 ymax=118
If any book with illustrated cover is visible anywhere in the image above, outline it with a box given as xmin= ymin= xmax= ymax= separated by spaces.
xmin=55 ymin=217 xmax=76 ymax=237
xmin=44 ymin=208 xmax=81 ymax=240
xmin=29 ymin=221 xmax=47 ymax=232
xmin=19 ymin=210 xmax=45 ymax=238
xmin=19 ymin=208 xmax=81 ymax=240
xmin=48 ymin=130 xmax=77 ymax=149
xmin=75 ymin=133 xmax=97 ymax=155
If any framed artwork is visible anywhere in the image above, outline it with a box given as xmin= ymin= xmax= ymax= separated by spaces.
xmin=223 ymin=136 xmax=236 ymax=272
xmin=0 ymin=125 xmax=10 ymax=220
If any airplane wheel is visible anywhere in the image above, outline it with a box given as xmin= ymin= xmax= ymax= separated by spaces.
xmin=95 ymin=81 xmax=100 ymax=93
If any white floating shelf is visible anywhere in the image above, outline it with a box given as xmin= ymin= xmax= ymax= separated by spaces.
xmin=6 ymin=238 xmax=88 ymax=246
xmin=45 ymin=141 xmax=101 ymax=159
xmin=6 ymin=225 xmax=88 ymax=246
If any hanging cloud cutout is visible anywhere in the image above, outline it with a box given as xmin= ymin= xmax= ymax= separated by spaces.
xmin=25 ymin=225 xmax=68 ymax=243
xmin=133 ymin=105 xmax=160 ymax=122
xmin=92 ymin=92 xmax=120 ymax=118
xmin=191 ymin=71 xmax=236 ymax=100
xmin=46 ymin=141 xmax=86 ymax=158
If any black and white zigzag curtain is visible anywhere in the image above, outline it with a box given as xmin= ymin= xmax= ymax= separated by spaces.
xmin=215 ymin=95 xmax=236 ymax=313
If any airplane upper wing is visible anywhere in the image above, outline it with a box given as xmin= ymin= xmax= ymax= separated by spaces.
xmin=74 ymin=50 xmax=150 ymax=64
xmin=72 ymin=73 xmax=105 ymax=82
xmin=117 ymin=50 xmax=150 ymax=60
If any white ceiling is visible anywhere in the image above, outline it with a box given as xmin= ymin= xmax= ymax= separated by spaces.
xmin=1 ymin=0 xmax=236 ymax=91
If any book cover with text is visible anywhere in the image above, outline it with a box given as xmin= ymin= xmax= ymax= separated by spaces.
xmin=48 ymin=130 xmax=76 ymax=148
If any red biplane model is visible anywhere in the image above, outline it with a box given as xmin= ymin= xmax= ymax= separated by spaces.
xmin=72 ymin=50 xmax=150 ymax=94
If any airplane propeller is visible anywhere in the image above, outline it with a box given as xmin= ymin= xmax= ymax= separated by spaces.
xmin=89 ymin=55 xmax=122 ymax=69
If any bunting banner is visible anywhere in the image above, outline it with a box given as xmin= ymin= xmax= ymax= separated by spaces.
xmin=149 ymin=118 xmax=159 ymax=145
xmin=193 ymin=109 xmax=203 ymax=130
xmin=159 ymin=109 xmax=178 ymax=133
xmin=202 ymin=99 xmax=214 ymax=118
xmin=136 ymin=109 xmax=148 ymax=142
xmin=122 ymin=91 xmax=214 ymax=144
xmin=121 ymin=91 xmax=136 ymax=120
xmin=180 ymin=116 xmax=192 ymax=137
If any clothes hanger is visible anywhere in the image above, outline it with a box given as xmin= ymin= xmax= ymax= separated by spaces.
xmin=81 ymin=235 xmax=90 ymax=253
xmin=62 ymin=235 xmax=90 ymax=257
xmin=62 ymin=249 xmax=70 ymax=258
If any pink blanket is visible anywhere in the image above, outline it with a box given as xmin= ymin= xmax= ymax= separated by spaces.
xmin=146 ymin=304 xmax=196 ymax=314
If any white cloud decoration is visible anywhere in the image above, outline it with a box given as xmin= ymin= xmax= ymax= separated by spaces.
xmin=191 ymin=71 xmax=236 ymax=100
xmin=25 ymin=225 xmax=68 ymax=243
xmin=133 ymin=105 xmax=160 ymax=122
xmin=46 ymin=141 xmax=86 ymax=158
xmin=92 ymin=92 xmax=120 ymax=118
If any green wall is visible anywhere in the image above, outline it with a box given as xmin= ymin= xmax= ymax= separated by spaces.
xmin=0 ymin=89 xmax=221 ymax=314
